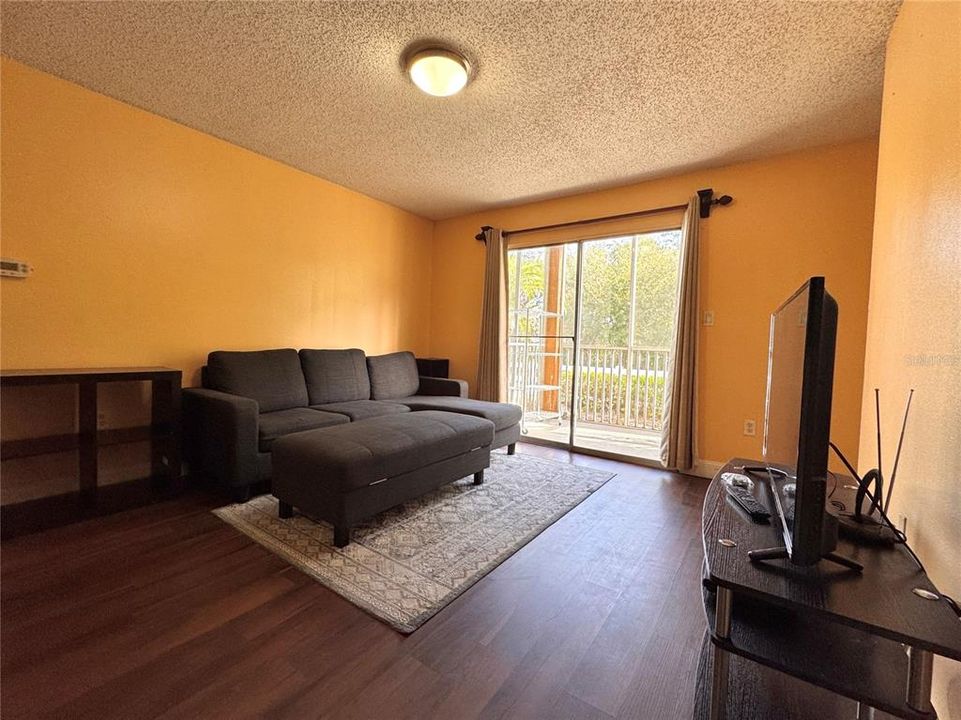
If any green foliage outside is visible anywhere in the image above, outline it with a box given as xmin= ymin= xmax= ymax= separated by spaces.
xmin=507 ymin=231 xmax=680 ymax=348
xmin=509 ymin=255 xmax=547 ymax=336
xmin=559 ymin=367 xmax=667 ymax=430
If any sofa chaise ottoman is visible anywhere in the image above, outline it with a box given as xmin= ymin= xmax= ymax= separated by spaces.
xmin=366 ymin=351 xmax=523 ymax=454
xmin=272 ymin=410 xmax=494 ymax=547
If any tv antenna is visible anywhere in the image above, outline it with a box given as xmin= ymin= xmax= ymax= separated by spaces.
xmin=834 ymin=388 xmax=915 ymax=544
xmin=885 ymin=389 xmax=914 ymax=514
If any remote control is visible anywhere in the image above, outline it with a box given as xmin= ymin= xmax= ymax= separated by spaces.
xmin=721 ymin=471 xmax=754 ymax=489
xmin=725 ymin=485 xmax=770 ymax=523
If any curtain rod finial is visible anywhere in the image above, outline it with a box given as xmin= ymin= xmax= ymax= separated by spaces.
xmin=475 ymin=225 xmax=492 ymax=242
xmin=697 ymin=189 xmax=733 ymax=218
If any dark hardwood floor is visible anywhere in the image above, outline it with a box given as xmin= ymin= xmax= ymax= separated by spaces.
xmin=1 ymin=444 xmax=710 ymax=720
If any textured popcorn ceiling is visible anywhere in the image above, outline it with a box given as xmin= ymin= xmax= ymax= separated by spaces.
xmin=1 ymin=1 xmax=900 ymax=219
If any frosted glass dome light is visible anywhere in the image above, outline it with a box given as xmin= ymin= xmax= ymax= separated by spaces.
xmin=407 ymin=48 xmax=470 ymax=97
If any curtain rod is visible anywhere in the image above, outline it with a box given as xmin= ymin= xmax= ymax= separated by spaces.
xmin=475 ymin=188 xmax=732 ymax=241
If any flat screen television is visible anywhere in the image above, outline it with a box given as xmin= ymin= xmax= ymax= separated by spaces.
xmin=761 ymin=276 xmax=839 ymax=566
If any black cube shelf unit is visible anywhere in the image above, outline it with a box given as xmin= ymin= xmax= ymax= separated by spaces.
xmin=695 ymin=459 xmax=961 ymax=719
xmin=0 ymin=367 xmax=182 ymax=539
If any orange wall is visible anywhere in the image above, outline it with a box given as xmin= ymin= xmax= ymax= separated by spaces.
xmin=1 ymin=57 xmax=880 ymax=475
xmin=0 ymin=58 xmax=434 ymax=386
xmin=430 ymin=141 xmax=879 ymax=468
xmin=859 ymin=1 xmax=960 ymax=714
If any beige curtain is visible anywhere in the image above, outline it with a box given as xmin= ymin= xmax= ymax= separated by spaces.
xmin=476 ymin=227 xmax=508 ymax=402
xmin=660 ymin=197 xmax=700 ymax=471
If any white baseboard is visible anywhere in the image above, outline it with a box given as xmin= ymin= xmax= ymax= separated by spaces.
xmin=690 ymin=458 xmax=724 ymax=479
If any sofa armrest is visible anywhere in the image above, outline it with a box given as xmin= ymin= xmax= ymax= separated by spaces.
xmin=418 ymin=376 xmax=468 ymax=398
xmin=183 ymin=388 xmax=260 ymax=489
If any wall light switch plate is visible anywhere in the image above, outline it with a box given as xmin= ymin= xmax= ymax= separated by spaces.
xmin=743 ymin=419 xmax=756 ymax=436
xmin=703 ymin=310 xmax=715 ymax=326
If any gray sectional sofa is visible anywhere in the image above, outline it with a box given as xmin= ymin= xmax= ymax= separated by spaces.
xmin=183 ymin=348 xmax=522 ymax=501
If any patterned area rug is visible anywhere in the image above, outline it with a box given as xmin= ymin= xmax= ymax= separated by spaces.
xmin=213 ymin=452 xmax=614 ymax=633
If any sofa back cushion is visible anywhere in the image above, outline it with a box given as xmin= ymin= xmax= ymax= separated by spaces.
xmin=299 ymin=349 xmax=371 ymax=405
xmin=206 ymin=349 xmax=309 ymax=412
xmin=367 ymin=351 xmax=420 ymax=400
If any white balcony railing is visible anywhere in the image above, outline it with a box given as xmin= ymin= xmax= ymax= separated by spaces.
xmin=508 ymin=339 xmax=671 ymax=432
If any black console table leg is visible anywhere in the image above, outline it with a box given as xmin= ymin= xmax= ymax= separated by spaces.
xmin=473 ymin=470 xmax=485 ymax=485
xmin=906 ymin=646 xmax=933 ymax=713
xmin=710 ymin=587 xmax=733 ymax=720
xmin=78 ymin=381 xmax=99 ymax=506
xmin=278 ymin=501 xmax=293 ymax=519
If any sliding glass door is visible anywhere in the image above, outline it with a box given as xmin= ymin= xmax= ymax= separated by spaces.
xmin=507 ymin=243 xmax=578 ymax=446
xmin=507 ymin=230 xmax=681 ymax=462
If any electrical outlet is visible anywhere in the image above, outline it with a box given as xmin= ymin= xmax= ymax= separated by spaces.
xmin=97 ymin=412 xmax=107 ymax=429
xmin=743 ymin=419 xmax=756 ymax=436
xmin=703 ymin=310 xmax=715 ymax=326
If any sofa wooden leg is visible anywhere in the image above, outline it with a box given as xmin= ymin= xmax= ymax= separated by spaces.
xmin=278 ymin=500 xmax=294 ymax=519
xmin=507 ymin=443 xmax=516 ymax=456
xmin=473 ymin=470 xmax=485 ymax=485
xmin=232 ymin=485 xmax=252 ymax=503
xmin=333 ymin=525 xmax=350 ymax=548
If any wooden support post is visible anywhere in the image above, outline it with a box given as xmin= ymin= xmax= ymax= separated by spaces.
xmin=542 ymin=245 xmax=563 ymax=413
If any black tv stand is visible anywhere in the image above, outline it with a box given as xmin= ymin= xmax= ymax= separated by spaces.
xmin=748 ymin=545 xmax=864 ymax=572
xmin=696 ymin=458 xmax=961 ymax=720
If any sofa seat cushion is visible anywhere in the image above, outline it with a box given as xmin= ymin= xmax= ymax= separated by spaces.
xmin=258 ymin=408 xmax=349 ymax=452
xmin=299 ymin=349 xmax=371 ymax=405
xmin=207 ymin=349 xmax=309 ymax=413
xmin=310 ymin=400 xmax=410 ymax=422
xmin=271 ymin=411 xmax=494 ymax=492
xmin=366 ymin=351 xmax=420 ymax=400
xmin=389 ymin=396 xmax=523 ymax=432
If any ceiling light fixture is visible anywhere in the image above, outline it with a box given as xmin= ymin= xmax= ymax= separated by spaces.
xmin=406 ymin=48 xmax=470 ymax=97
